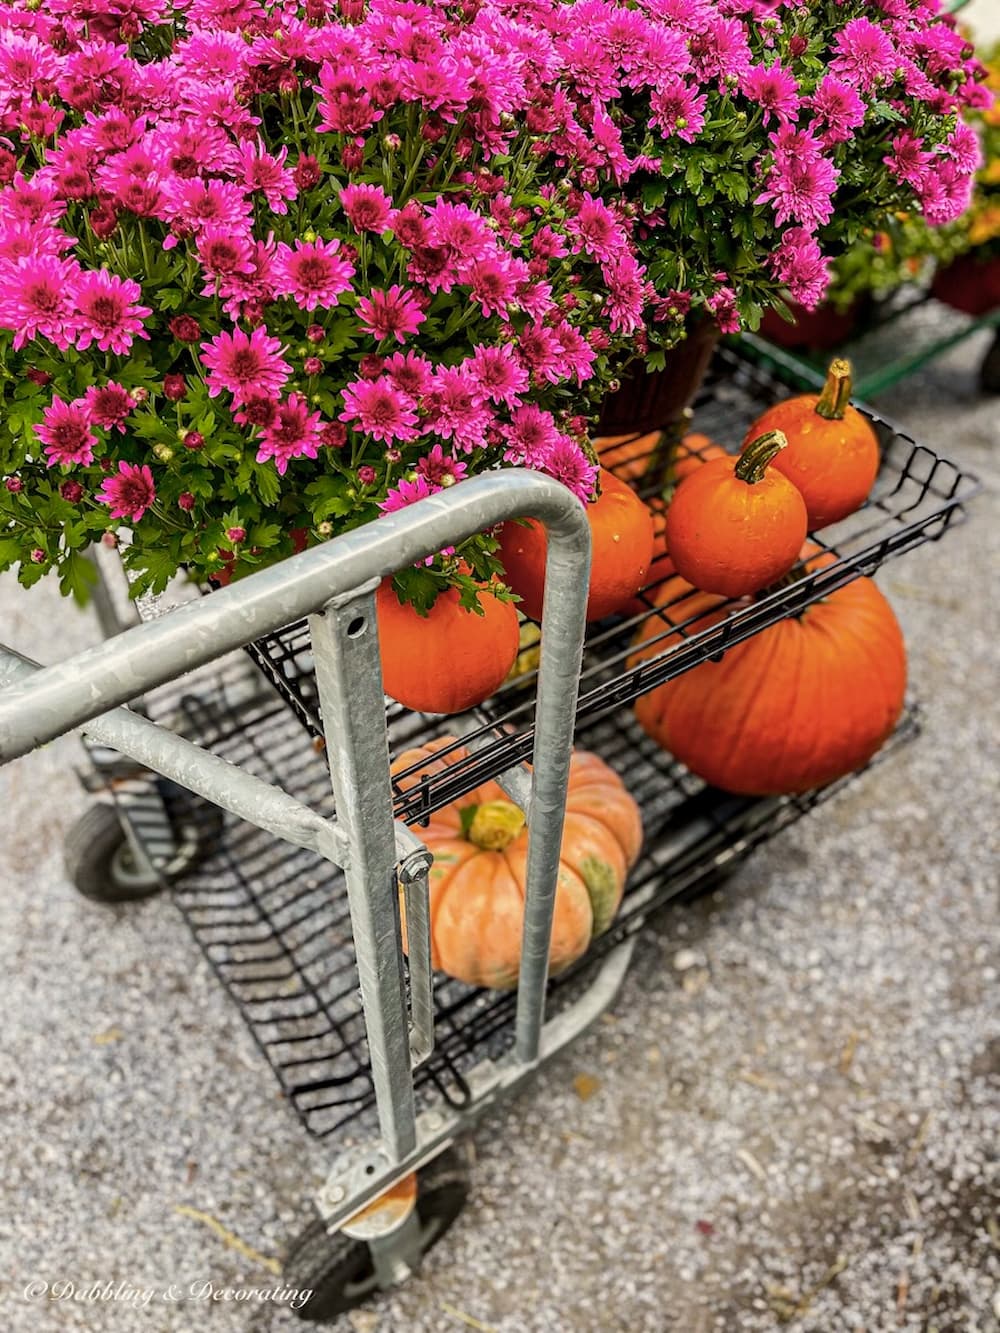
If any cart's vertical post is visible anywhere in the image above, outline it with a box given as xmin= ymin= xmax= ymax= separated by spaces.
xmin=310 ymin=583 xmax=417 ymax=1162
xmin=515 ymin=513 xmax=591 ymax=1065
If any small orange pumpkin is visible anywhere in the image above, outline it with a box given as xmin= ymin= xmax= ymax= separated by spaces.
xmin=393 ymin=738 xmax=643 ymax=988
xmin=631 ymin=557 xmax=907 ymax=795
xmin=665 ymin=430 xmax=808 ymax=598
xmin=376 ymin=578 xmax=519 ymax=714
xmin=746 ymin=359 xmax=880 ymax=530
xmin=499 ymin=468 xmax=654 ymax=622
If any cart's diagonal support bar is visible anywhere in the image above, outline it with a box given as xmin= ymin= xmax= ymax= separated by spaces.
xmin=0 ymin=646 xmax=350 ymax=867
xmin=0 ymin=469 xmax=591 ymax=1174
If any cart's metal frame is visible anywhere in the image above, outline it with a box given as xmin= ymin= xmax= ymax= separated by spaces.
xmin=0 ymin=470 xmax=652 ymax=1257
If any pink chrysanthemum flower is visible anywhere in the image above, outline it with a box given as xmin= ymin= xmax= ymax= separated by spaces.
xmin=830 ymin=18 xmax=898 ymax=93
xmin=425 ymin=365 xmax=491 ymax=451
xmin=769 ymin=228 xmax=831 ymax=310
xmin=356 ymin=285 xmax=426 ymax=344
xmin=273 ymin=238 xmax=355 ymax=311
xmin=757 ymin=145 xmax=839 ymax=230
xmin=96 ymin=461 xmax=156 ymax=522
xmin=340 ymin=183 xmax=393 ymax=233
xmin=378 ymin=474 xmax=436 ymax=515
xmin=255 ymin=393 xmax=323 ymax=475
xmin=552 ymin=323 xmax=597 ymax=385
xmin=706 ymin=285 xmax=740 ymax=335
xmin=919 ymin=159 xmax=974 ymax=225
xmin=201 ymin=327 xmax=291 ymax=405
xmin=566 ymin=193 xmax=626 ymax=263
xmin=0 ymin=254 xmax=80 ymax=350
xmin=809 ymin=76 xmax=866 ymax=146
xmin=417 ymin=443 xmax=468 ymax=487
xmin=466 ymin=257 xmax=519 ymax=317
xmin=162 ymin=177 xmax=249 ymax=238
xmin=502 ymin=405 xmax=561 ymax=467
xmin=541 ymin=436 xmax=598 ymax=505
xmin=84 ymin=381 xmax=136 ymax=433
xmin=197 ymin=226 xmax=257 ymax=284
xmin=340 ymin=376 xmax=420 ymax=443
xmin=233 ymin=139 xmax=297 ymax=214
xmin=649 ymin=80 xmax=708 ymax=143
xmin=604 ymin=252 xmax=648 ymax=335
xmin=72 ymin=270 xmax=151 ymax=354
xmin=35 ymin=396 xmax=97 ymax=468
xmin=469 ymin=344 xmax=529 ymax=407
xmin=883 ymin=130 xmax=933 ymax=190
xmin=744 ymin=61 xmax=800 ymax=126
xmin=383 ymin=350 xmax=434 ymax=399
xmin=424 ymin=199 xmax=493 ymax=261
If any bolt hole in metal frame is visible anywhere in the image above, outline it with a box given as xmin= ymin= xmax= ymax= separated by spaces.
xmin=0 ymin=468 xmax=594 ymax=1227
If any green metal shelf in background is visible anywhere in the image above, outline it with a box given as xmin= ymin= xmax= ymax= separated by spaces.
xmin=736 ymin=291 xmax=1000 ymax=399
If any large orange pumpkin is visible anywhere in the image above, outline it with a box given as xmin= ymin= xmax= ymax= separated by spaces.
xmin=746 ymin=359 xmax=880 ymax=530
xmin=376 ymin=579 xmax=519 ymax=714
xmin=498 ymin=468 xmax=653 ymax=622
xmin=392 ymin=738 xmax=643 ymax=988
xmin=631 ymin=559 xmax=907 ymax=795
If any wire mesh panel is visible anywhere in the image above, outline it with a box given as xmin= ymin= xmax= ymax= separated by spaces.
xmin=94 ymin=656 xmax=919 ymax=1140
xmin=245 ymin=344 xmax=975 ymax=820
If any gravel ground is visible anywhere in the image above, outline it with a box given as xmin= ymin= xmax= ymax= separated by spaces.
xmin=0 ymin=333 xmax=997 ymax=1333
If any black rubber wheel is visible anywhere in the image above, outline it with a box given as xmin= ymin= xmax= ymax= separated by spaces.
xmin=64 ymin=803 xmax=163 ymax=903
xmin=285 ymin=1146 xmax=470 ymax=1323
xmin=64 ymin=795 xmax=224 ymax=903
xmin=979 ymin=328 xmax=1000 ymax=395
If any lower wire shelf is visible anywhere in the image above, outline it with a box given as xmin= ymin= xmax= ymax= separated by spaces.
xmin=92 ymin=656 xmax=920 ymax=1141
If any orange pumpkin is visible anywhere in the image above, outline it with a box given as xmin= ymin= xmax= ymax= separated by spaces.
xmin=622 ymin=497 xmax=675 ymax=616
xmin=665 ymin=431 xmax=808 ymax=597
xmin=746 ymin=359 xmax=880 ymax=530
xmin=631 ymin=559 xmax=907 ymax=795
xmin=499 ymin=468 xmax=654 ymax=622
xmin=376 ymin=578 xmax=519 ymax=714
xmin=392 ymin=738 xmax=643 ymax=988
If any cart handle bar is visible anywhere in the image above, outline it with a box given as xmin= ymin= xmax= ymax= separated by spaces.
xmin=0 ymin=469 xmax=588 ymax=760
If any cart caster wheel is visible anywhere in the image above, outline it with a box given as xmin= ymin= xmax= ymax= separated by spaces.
xmin=285 ymin=1146 xmax=470 ymax=1323
xmin=64 ymin=803 xmax=164 ymax=902
xmin=979 ymin=329 xmax=1000 ymax=395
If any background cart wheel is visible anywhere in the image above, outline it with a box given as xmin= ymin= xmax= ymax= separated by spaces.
xmin=64 ymin=794 xmax=224 ymax=903
xmin=64 ymin=803 xmax=163 ymax=902
xmin=286 ymin=1146 xmax=470 ymax=1323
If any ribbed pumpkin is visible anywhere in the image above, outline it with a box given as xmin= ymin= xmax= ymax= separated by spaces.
xmin=630 ymin=557 xmax=907 ymax=795
xmin=376 ymin=578 xmax=519 ymax=715
xmin=392 ymin=738 xmax=643 ymax=988
xmin=746 ymin=359 xmax=880 ymax=530
xmin=665 ymin=430 xmax=808 ymax=598
xmin=499 ymin=469 xmax=653 ymax=622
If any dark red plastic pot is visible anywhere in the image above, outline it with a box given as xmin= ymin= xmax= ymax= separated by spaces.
xmin=930 ymin=252 xmax=1000 ymax=318
xmin=759 ymin=299 xmax=866 ymax=352
xmin=597 ymin=317 xmax=720 ymax=435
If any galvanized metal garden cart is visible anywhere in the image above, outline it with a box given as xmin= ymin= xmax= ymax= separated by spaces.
xmin=0 ymin=347 xmax=977 ymax=1321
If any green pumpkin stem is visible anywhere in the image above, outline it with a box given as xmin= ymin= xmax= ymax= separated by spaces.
xmin=733 ymin=429 xmax=788 ymax=485
xmin=465 ymin=799 xmax=526 ymax=851
xmin=815 ymin=358 xmax=853 ymax=420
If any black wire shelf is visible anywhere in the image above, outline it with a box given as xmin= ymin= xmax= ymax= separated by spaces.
xmin=246 ymin=343 xmax=976 ymax=823
xmin=92 ymin=656 xmax=919 ymax=1141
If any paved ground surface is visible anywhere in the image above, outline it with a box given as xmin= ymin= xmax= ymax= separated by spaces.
xmin=1 ymin=331 xmax=997 ymax=1333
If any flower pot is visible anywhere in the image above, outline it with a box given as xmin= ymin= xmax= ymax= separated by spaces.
xmin=759 ymin=298 xmax=868 ymax=352
xmin=930 ymin=252 xmax=1000 ymax=318
xmin=597 ymin=317 xmax=720 ymax=435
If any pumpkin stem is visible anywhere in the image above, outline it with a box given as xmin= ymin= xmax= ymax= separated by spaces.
xmin=733 ymin=430 xmax=788 ymax=485
xmin=815 ymin=358 xmax=853 ymax=420
xmin=465 ymin=800 xmax=526 ymax=851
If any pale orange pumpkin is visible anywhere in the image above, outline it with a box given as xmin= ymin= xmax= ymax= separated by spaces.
xmin=392 ymin=738 xmax=643 ymax=988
